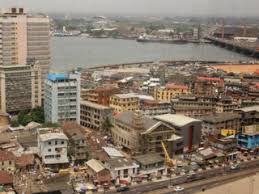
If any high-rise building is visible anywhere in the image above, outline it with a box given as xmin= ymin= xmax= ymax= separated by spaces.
xmin=0 ymin=8 xmax=50 ymax=94
xmin=44 ymin=73 xmax=80 ymax=124
xmin=0 ymin=62 xmax=42 ymax=113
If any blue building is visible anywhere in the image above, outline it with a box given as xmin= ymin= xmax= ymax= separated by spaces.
xmin=237 ymin=125 xmax=259 ymax=149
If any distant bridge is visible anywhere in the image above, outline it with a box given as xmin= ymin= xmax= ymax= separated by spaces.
xmin=205 ymin=36 xmax=259 ymax=59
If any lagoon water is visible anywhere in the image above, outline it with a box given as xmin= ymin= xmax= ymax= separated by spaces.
xmin=50 ymin=37 xmax=252 ymax=72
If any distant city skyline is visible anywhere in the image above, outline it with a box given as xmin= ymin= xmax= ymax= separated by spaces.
xmin=2 ymin=0 xmax=259 ymax=17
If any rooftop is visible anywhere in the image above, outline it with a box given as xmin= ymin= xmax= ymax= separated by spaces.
xmin=39 ymin=132 xmax=68 ymax=142
xmin=134 ymin=153 xmax=164 ymax=166
xmin=107 ymin=158 xmax=139 ymax=169
xmin=115 ymin=111 xmax=159 ymax=131
xmin=47 ymin=73 xmax=69 ymax=81
xmin=201 ymin=113 xmax=241 ymax=123
xmin=81 ymin=100 xmax=111 ymax=110
xmin=86 ymin=159 xmax=105 ymax=173
xmin=165 ymin=83 xmax=188 ymax=90
xmin=0 ymin=171 xmax=13 ymax=185
xmin=0 ymin=150 xmax=15 ymax=161
xmin=236 ymin=105 xmax=259 ymax=113
xmin=154 ymin=114 xmax=201 ymax=127
xmin=113 ymin=93 xmax=139 ymax=99
xmin=197 ymin=76 xmax=222 ymax=82
xmin=102 ymin=147 xmax=123 ymax=158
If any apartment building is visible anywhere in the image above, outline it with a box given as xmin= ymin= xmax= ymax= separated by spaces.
xmin=140 ymin=100 xmax=171 ymax=116
xmin=0 ymin=8 xmax=50 ymax=94
xmin=0 ymin=151 xmax=16 ymax=172
xmin=38 ymin=131 xmax=69 ymax=167
xmin=0 ymin=63 xmax=41 ymax=113
xmin=81 ymin=87 xmax=119 ymax=106
xmin=62 ymin=122 xmax=88 ymax=163
xmin=215 ymin=96 xmax=239 ymax=113
xmin=201 ymin=113 xmax=241 ymax=135
xmin=80 ymin=100 xmax=112 ymax=131
xmin=194 ymin=76 xmax=224 ymax=96
xmin=109 ymin=93 xmax=139 ymax=113
xmin=44 ymin=73 xmax=80 ymax=124
xmin=171 ymin=96 xmax=215 ymax=118
xmin=154 ymin=83 xmax=188 ymax=102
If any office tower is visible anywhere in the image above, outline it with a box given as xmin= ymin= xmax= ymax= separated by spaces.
xmin=0 ymin=7 xmax=50 ymax=94
xmin=44 ymin=73 xmax=80 ymax=124
xmin=0 ymin=62 xmax=42 ymax=113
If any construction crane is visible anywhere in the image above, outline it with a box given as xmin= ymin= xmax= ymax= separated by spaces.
xmin=161 ymin=141 xmax=176 ymax=167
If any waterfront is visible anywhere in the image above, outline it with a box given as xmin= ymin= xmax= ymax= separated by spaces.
xmin=50 ymin=37 xmax=253 ymax=71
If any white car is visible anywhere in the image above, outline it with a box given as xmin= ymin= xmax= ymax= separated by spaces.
xmin=174 ymin=186 xmax=184 ymax=192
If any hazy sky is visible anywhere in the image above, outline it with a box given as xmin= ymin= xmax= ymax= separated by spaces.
xmin=1 ymin=0 xmax=259 ymax=16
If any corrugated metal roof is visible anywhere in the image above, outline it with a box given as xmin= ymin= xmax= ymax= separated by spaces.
xmin=86 ymin=159 xmax=105 ymax=173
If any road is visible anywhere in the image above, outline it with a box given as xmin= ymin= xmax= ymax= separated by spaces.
xmin=107 ymin=157 xmax=259 ymax=194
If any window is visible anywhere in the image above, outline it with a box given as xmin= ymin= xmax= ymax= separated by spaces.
xmin=55 ymin=141 xmax=58 ymax=145
xmin=61 ymin=141 xmax=64 ymax=145
xmin=9 ymin=161 xmax=12 ymax=165
xmin=48 ymin=149 xmax=51 ymax=152
xmin=48 ymin=141 xmax=51 ymax=145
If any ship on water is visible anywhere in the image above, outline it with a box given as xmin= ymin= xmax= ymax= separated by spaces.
xmin=136 ymin=34 xmax=189 ymax=44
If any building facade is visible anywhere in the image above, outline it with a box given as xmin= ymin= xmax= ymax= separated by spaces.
xmin=0 ymin=8 xmax=50 ymax=94
xmin=80 ymin=100 xmax=112 ymax=131
xmin=109 ymin=93 xmax=139 ymax=113
xmin=111 ymin=111 xmax=183 ymax=156
xmin=194 ymin=77 xmax=224 ymax=97
xmin=81 ymin=87 xmax=119 ymax=106
xmin=38 ymin=131 xmax=69 ymax=166
xmin=0 ymin=63 xmax=41 ymax=113
xmin=201 ymin=113 xmax=241 ymax=135
xmin=44 ymin=73 xmax=80 ymax=124
xmin=154 ymin=83 xmax=188 ymax=102
xmin=237 ymin=125 xmax=259 ymax=149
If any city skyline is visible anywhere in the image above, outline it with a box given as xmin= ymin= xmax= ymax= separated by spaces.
xmin=2 ymin=0 xmax=259 ymax=17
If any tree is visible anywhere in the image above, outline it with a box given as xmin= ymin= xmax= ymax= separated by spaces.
xmin=101 ymin=117 xmax=112 ymax=134
xmin=31 ymin=107 xmax=45 ymax=123
xmin=10 ymin=120 xmax=19 ymax=127
xmin=18 ymin=111 xmax=31 ymax=126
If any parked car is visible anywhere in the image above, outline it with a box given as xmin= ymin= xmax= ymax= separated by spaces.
xmin=174 ymin=186 xmax=184 ymax=192
xmin=116 ymin=185 xmax=129 ymax=192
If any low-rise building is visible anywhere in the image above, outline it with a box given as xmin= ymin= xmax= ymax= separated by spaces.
xmin=38 ymin=131 xmax=69 ymax=167
xmin=80 ymin=100 xmax=112 ymax=131
xmin=81 ymin=87 xmax=119 ymax=106
xmin=208 ymin=135 xmax=237 ymax=152
xmin=105 ymin=158 xmax=139 ymax=181
xmin=154 ymin=114 xmax=202 ymax=152
xmin=111 ymin=111 xmax=182 ymax=156
xmin=171 ymin=96 xmax=214 ymax=118
xmin=194 ymin=76 xmax=224 ymax=97
xmin=109 ymin=93 xmax=139 ymax=113
xmin=237 ymin=125 xmax=259 ymax=149
xmin=215 ymin=96 xmax=239 ymax=113
xmin=154 ymin=83 xmax=188 ymax=102
xmin=201 ymin=113 xmax=241 ymax=135
xmin=86 ymin=159 xmax=111 ymax=184
xmin=140 ymin=100 xmax=171 ymax=116
xmin=134 ymin=153 xmax=167 ymax=177
xmin=234 ymin=105 xmax=259 ymax=125
xmin=62 ymin=122 xmax=88 ymax=163
xmin=0 ymin=151 xmax=16 ymax=172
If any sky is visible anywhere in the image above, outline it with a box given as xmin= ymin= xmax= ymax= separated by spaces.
xmin=1 ymin=0 xmax=259 ymax=17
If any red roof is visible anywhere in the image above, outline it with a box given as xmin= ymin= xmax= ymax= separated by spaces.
xmin=197 ymin=76 xmax=222 ymax=82
xmin=16 ymin=154 xmax=35 ymax=167
xmin=0 ymin=151 xmax=15 ymax=161
xmin=0 ymin=171 xmax=13 ymax=185
xmin=165 ymin=83 xmax=188 ymax=90
xmin=255 ymin=69 xmax=259 ymax=74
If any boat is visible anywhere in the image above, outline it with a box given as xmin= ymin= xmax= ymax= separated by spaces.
xmin=136 ymin=35 xmax=188 ymax=44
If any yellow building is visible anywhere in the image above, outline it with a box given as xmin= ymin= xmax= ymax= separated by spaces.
xmin=154 ymin=83 xmax=188 ymax=102
xmin=221 ymin=129 xmax=237 ymax=137
xmin=109 ymin=93 xmax=139 ymax=113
